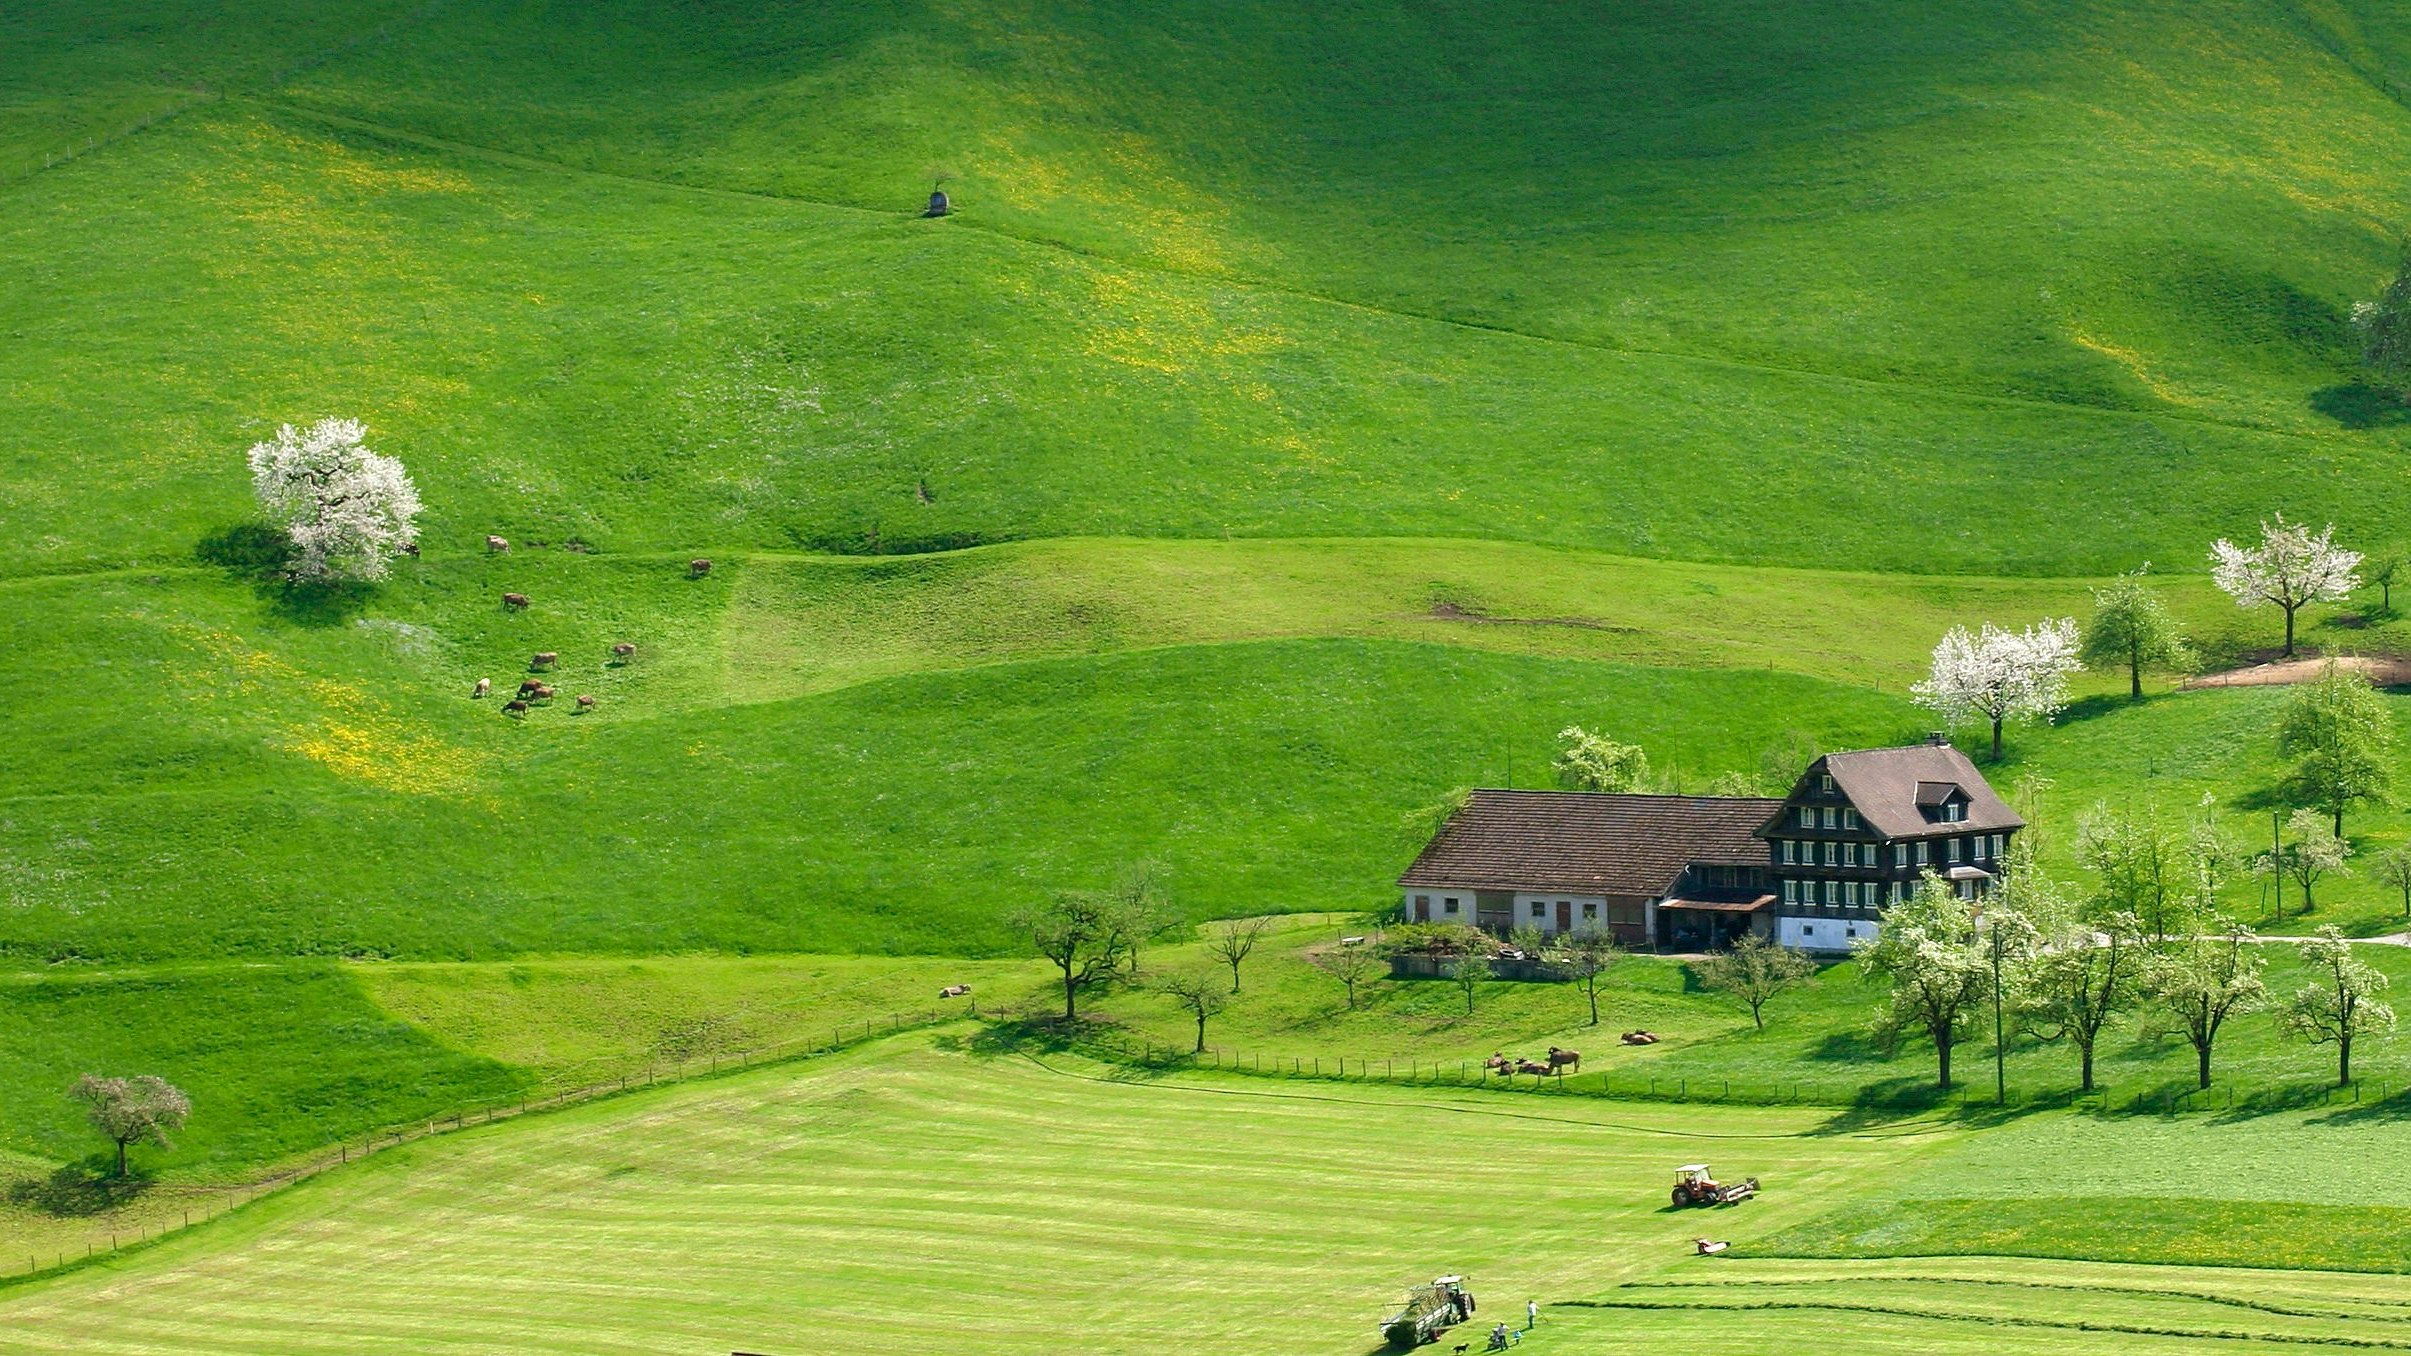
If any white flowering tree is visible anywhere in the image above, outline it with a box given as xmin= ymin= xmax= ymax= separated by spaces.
xmin=2209 ymin=515 xmax=2360 ymax=658
xmin=1911 ymin=618 xmax=2083 ymax=761
xmin=246 ymin=418 xmax=422 ymax=582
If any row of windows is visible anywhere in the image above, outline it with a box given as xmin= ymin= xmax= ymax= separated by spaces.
xmin=1776 ymin=834 xmax=2007 ymax=869
xmin=1793 ymin=805 xmax=1862 ymax=831
xmin=1782 ymin=878 xmax=1905 ymax=907
xmin=1410 ymin=895 xmax=1602 ymax=923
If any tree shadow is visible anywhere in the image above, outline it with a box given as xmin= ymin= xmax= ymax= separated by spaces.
xmin=1800 ymin=1030 xmax=1886 ymax=1064
xmin=195 ymin=522 xmax=292 ymax=578
xmin=194 ymin=522 xmax=373 ymax=628
xmin=2051 ymin=693 xmax=2131 ymax=726
xmin=264 ymin=578 xmax=377 ymax=628
xmin=6 ymin=1161 xmax=152 ymax=1217
xmin=2311 ymin=380 xmax=2411 ymax=429
xmin=2310 ymin=1084 xmax=2411 ymax=1126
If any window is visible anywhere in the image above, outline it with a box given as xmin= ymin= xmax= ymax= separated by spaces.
xmin=1531 ymin=901 xmax=1546 ymax=917
xmin=1582 ymin=902 xmax=1598 ymax=919
xmin=1822 ymin=842 xmax=1837 ymax=866
xmin=1822 ymin=880 xmax=1838 ymax=905
xmin=1821 ymin=807 xmax=1837 ymax=829
xmin=1802 ymin=922 xmax=1817 ymax=937
xmin=1799 ymin=807 xmax=1815 ymax=829
xmin=1820 ymin=774 xmax=1834 ymax=794
xmin=1781 ymin=880 xmax=1797 ymax=904
xmin=1893 ymin=881 xmax=1910 ymax=903
xmin=1945 ymin=802 xmax=1964 ymax=823
xmin=1443 ymin=898 xmax=1460 ymax=914
xmin=1843 ymin=808 xmax=1860 ymax=830
xmin=1916 ymin=841 xmax=1930 ymax=866
xmin=1947 ymin=838 xmax=1963 ymax=864
xmin=1781 ymin=840 xmax=1797 ymax=865
xmin=1992 ymin=834 xmax=2005 ymax=858
xmin=1894 ymin=843 xmax=1909 ymax=868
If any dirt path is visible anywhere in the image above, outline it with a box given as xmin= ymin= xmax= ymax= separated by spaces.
xmin=2181 ymin=655 xmax=2411 ymax=689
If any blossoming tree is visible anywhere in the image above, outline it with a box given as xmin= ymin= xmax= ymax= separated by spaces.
xmin=1911 ymin=617 xmax=2083 ymax=760
xmin=246 ymin=417 xmax=423 ymax=582
xmin=2209 ymin=515 xmax=2360 ymax=658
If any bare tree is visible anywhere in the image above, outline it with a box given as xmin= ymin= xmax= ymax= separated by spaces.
xmin=1316 ymin=939 xmax=1383 ymax=1009
xmin=1691 ymin=933 xmax=1812 ymax=1032
xmin=1014 ymin=887 xmax=1151 ymax=1022
xmin=1154 ymin=971 xmax=1230 ymax=1053
xmin=2281 ymin=927 xmax=2396 ymax=1086
xmin=1207 ymin=916 xmax=1273 ymax=994
xmin=72 ymin=1075 xmax=190 ymax=1177
xmin=1558 ymin=928 xmax=1624 ymax=1026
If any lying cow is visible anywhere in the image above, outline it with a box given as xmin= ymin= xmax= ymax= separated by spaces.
xmin=938 ymin=983 xmax=972 ymax=999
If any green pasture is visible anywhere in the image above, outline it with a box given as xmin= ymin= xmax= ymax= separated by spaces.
xmin=4 ymin=1036 xmax=2407 ymax=1354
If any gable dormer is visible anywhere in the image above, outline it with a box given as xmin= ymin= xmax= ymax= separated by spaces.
xmin=1914 ymin=780 xmax=1972 ymax=824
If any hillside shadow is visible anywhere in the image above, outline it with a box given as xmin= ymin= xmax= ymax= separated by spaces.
xmin=6 ymin=1161 xmax=152 ymax=1217
xmin=2311 ymin=380 xmax=2411 ymax=429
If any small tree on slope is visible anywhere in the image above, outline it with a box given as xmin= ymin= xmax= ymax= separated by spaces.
xmin=2142 ymin=919 xmax=2266 ymax=1090
xmin=1857 ymin=874 xmax=1988 ymax=1090
xmin=2020 ymin=909 xmax=2144 ymax=1093
xmin=1015 ymin=887 xmax=1151 ymax=1022
xmin=2080 ymin=568 xmax=2192 ymax=699
xmin=246 ymin=418 xmax=422 ymax=582
xmin=1559 ymin=927 xmax=1624 ymax=1027
xmin=2277 ymin=661 xmax=2395 ymax=837
xmin=1692 ymin=932 xmax=1814 ymax=1032
xmin=2210 ymin=515 xmax=2360 ymax=659
xmin=2280 ymin=927 xmax=2395 ymax=1086
xmin=73 ymin=1075 xmax=190 ymax=1178
xmin=1912 ymin=619 xmax=2083 ymax=761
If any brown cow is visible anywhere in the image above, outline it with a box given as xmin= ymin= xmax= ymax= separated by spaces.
xmin=529 ymin=683 xmax=555 ymax=701
xmin=487 ymin=535 xmax=509 ymax=553
xmin=1515 ymin=1060 xmax=1551 ymax=1077
xmin=517 ymin=680 xmax=545 ymax=699
xmin=502 ymin=700 xmax=529 ymax=716
xmin=472 ymin=678 xmax=491 ymax=699
xmin=1546 ymin=1046 xmax=1581 ymax=1071
xmin=502 ymin=592 xmax=529 ymax=610
xmin=574 ymin=695 xmax=596 ymax=711
xmin=688 ymin=558 xmax=712 ymax=577
xmin=531 ymin=652 xmax=557 ymax=671
xmin=609 ymin=642 xmax=636 ymax=663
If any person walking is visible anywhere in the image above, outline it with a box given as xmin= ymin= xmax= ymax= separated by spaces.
xmin=1526 ymin=1298 xmax=1539 ymax=1329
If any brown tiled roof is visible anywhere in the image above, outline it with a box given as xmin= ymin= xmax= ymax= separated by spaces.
xmin=1804 ymin=744 xmax=2023 ymax=840
xmin=1399 ymin=791 xmax=1782 ymax=897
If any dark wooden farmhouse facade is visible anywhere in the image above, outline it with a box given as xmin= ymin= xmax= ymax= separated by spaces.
xmin=1397 ymin=737 xmax=2022 ymax=952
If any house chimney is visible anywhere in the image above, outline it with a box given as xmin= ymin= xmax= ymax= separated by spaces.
xmin=1926 ymin=731 xmax=1948 ymax=747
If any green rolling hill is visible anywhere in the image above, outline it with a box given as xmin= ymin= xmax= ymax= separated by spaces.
xmin=10 ymin=0 xmax=2411 ymax=1197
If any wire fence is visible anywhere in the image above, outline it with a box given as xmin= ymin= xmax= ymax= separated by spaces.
xmin=1079 ymin=1029 xmax=2406 ymax=1119
xmin=2 ymin=1004 xmax=963 ymax=1286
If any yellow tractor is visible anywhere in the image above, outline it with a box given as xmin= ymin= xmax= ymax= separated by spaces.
xmin=1671 ymin=1163 xmax=1759 ymax=1207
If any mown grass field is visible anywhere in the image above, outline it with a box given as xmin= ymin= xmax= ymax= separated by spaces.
xmin=3 ymin=1036 xmax=2406 ymax=1354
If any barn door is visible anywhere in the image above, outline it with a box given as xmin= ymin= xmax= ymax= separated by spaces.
xmin=1415 ymin=897 xmax=1431 ymax=923
xmin=1556 ymin=900 xmax=1572 ymax=933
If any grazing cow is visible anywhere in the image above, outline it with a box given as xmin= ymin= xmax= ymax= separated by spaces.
xmin=609 ymin=642 xmax=637 ymax=663
xmin=517 ymin=679 xmax=546 ymax=699
xmin=688 ymin=558 xmax=712 ymax=578
xmin=502 ymin=592 xmax=530 ymax=610
xmin=502 ymin=700 xmax=529 ymax=716
xmin=531 ymin=652 xmax=558 ymax=671
xmin=529 ymin=682 xmax=555 ymax=701
xmin=938 ymin=983 xmax=972 ymax=999
xmin=1546 ymin=1046 xmax=1581 ymax=1071
xmin=472 ymin=678 xmax=491 ymax=699
xmin=487 ymin=535 xmax=509 ymax=553
xmin=574 ymin=694 xmax=596 ymax=711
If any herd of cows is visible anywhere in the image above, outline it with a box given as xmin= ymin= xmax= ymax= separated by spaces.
xmin=470 ymin=538 xmax=714 ymax=718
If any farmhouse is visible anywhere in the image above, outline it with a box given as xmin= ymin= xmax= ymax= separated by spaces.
xmin=1397 ymin=737 xmax=2022 ymax=952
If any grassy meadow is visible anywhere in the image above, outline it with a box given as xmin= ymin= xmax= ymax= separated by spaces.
xmin=14 ymin=0 xmax=2411 ymax=1343
xmin=4 ymin=1035 xmax=2410 ymax=1354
